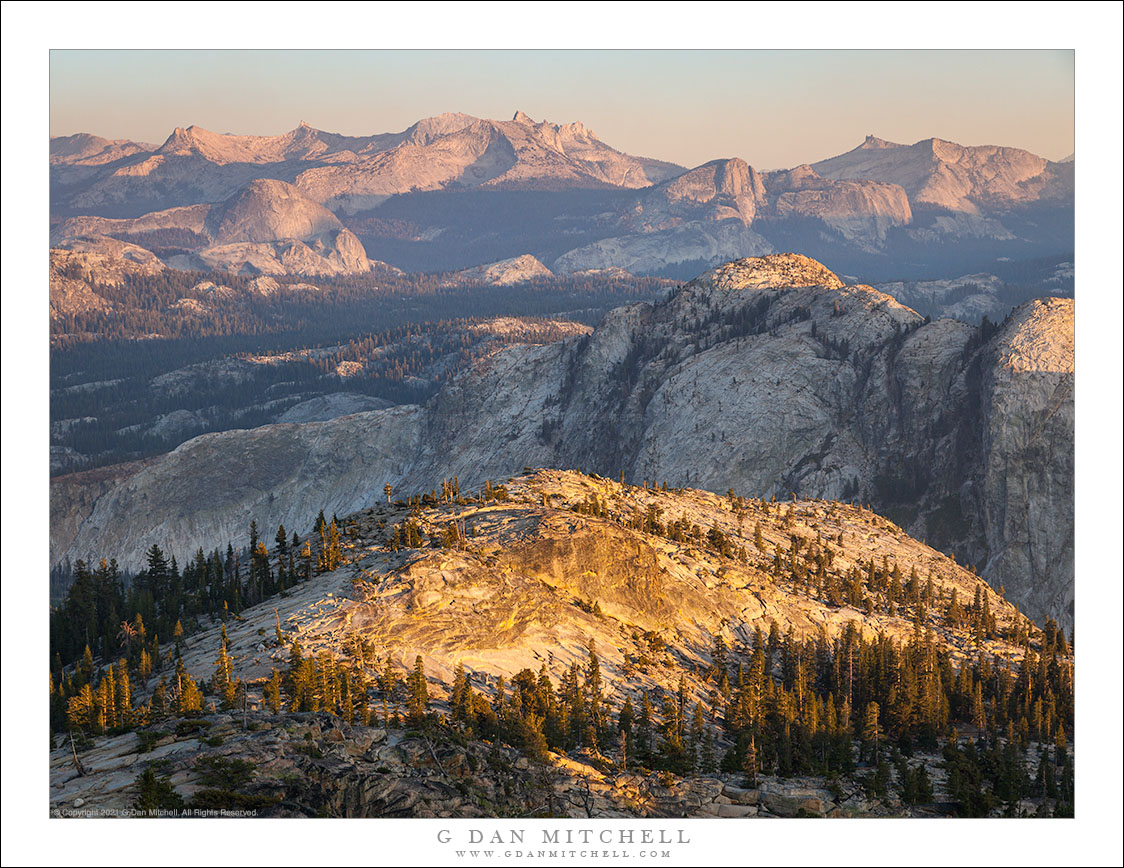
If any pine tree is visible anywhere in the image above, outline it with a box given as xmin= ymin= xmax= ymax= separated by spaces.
xmin=113 ymin=659 xmax=133 ymax=727
xmin=862 ymin=701 xmax=881 ymax=762
xmin=264 ymin=668 xmax=283 ymax=714
xmin=214 ymin=643 xmax=241 ymax=710
xmin=407 ymin=655 xmax=429 ymax=724
xmin=744 ymin=734 xmax=758 ymax=788
xmin=134 ymin=765 xmax=185 ymax=814
xmin=67 ymin=683 xmax=96 ymax=732
xmin=586 ymin=640 xmax=604 ymax=747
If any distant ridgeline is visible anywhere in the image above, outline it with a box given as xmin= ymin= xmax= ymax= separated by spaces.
xmin=51 ymin=118 xmax=1073 ymax=281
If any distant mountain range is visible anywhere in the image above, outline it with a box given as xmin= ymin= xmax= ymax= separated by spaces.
xmin=52 ymin=112 xmax=1073 ymax=281
xmin=50 ymin=112 xmax=683 ymax=216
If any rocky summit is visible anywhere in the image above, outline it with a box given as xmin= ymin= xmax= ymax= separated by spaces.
xmin=50 ymin=254 xmax=1074 ymax=630
xmin=440 ymin=254 xmax=555 ymax=287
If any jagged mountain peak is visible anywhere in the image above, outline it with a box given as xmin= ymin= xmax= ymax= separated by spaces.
xmin=159 ymin=125 xmax=196 ymax=150
xmin=860 ymin=134 xmax=900 ymax=150
xmin=691 ymin=253 xmax=845 ymax=292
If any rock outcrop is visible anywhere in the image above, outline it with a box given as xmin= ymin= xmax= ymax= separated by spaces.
xmin=440 ymin=254 xmax=554 ymax=287
xmin=50 ymin=255 xmax=1074 ymax=629
xmin=49 ymin=237 xmax=166 ymax=321
xmin=47 ymin=712 xmax=955 ymax=819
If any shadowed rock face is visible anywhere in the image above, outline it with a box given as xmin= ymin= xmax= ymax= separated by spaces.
xmin=508 ymin=520 xmax=669 ymax=624
xmin=50 ymin=255 xmax=1073 ymax=629
xmin=976 ymin=298 xmax=1074 ymax=626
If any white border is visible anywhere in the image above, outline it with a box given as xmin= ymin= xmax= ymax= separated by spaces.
xmin=3 ymin=3 xmax=1121 ymax=866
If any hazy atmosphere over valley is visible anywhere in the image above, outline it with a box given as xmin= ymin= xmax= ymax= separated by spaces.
xmin=4 ymin=17 xmax=1121 ymax=866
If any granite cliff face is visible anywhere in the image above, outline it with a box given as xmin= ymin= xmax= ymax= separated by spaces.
xmin=763 ymin=164 xmax=913 ymax=249
xmin=553 ymin=158 xmax=774 ymax=274
xmin=50 ymin=255 xmax=1074 ymax=628
xmin=975 ymin=299 xmax=1074 ymax=626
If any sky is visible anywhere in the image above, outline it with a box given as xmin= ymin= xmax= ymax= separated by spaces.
xmin=49 ymin=49 xmax=1075 ymax=169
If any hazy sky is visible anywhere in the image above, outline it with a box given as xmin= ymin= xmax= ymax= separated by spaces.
xmin=50 ymin=49 xmax=1074 ymax=169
